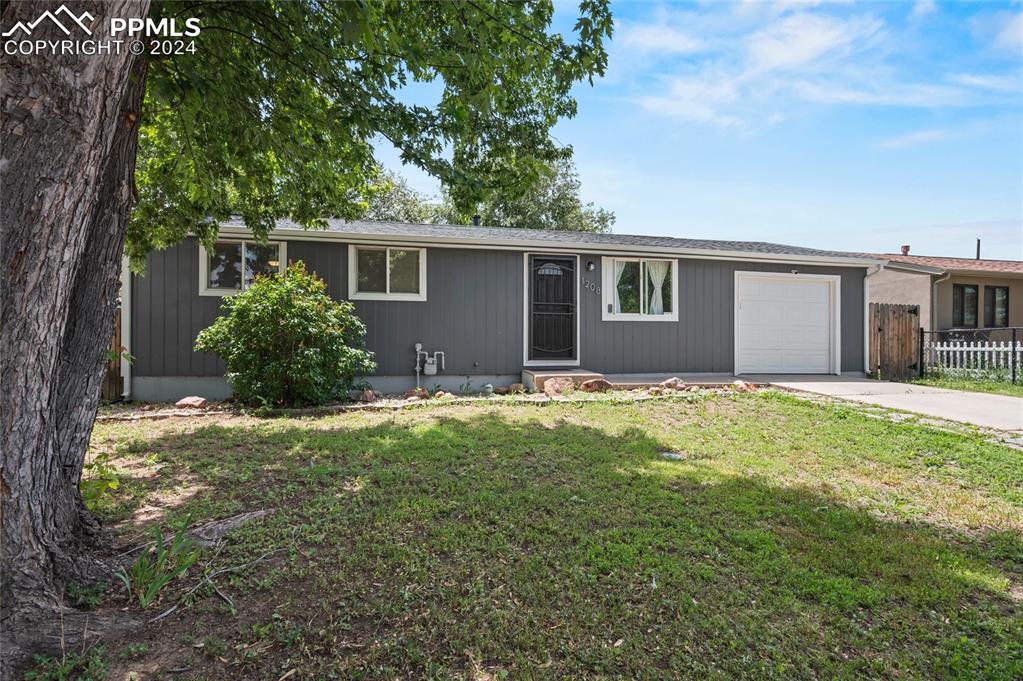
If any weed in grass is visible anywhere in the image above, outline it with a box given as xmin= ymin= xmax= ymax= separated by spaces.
xmin=116 ymin=521 xmax=198 ymax=608
xmin=119 ymin=643 xmax=149 ymax=659
xmin=24 ymin=647 xmax=107 ymax=681
xmin=200 ymin=636 xmax=227 ymax=658
xmin=65 ymin=581 xmax=105 ymax=610
xmin=80 ymin=452 xmax=120 ymax=513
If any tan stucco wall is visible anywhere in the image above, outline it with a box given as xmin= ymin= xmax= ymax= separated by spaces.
xmin=867 ymin=267 xmax=932 ymax=330
xmin=935 ymin=275 xmax=1023 ymax=329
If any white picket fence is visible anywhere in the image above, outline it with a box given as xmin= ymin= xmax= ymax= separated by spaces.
xmin=924 ymin=340 xmax=1022 ymax=377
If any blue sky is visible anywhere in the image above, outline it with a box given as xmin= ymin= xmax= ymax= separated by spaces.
xmin=377 ymin=0 xmax=1022 ymax=259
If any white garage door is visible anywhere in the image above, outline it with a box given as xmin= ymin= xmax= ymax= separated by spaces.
xmin=735 ymin=273 xmax=838 ymax=374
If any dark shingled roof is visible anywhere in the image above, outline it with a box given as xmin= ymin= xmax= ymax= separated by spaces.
xmin=220 ymin=217 xmax=876 ymax=262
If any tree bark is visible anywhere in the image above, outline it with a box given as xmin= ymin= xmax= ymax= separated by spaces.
xmin=1 ymin=1 xmax=150 ymax=675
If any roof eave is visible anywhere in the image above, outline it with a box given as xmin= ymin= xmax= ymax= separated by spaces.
xmin=212 ymin=224 xmax=878 ymax=267
xmin=881 ymin=261 xmax=946 ymax=275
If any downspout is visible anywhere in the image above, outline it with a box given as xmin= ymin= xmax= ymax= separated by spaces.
xmin=864 ymin=264 xmax=882 ymax=373
xmin=931 ymin=271 xmax=951 ymax=332
xmin=120 ymin=256 xmax=132 ymax=399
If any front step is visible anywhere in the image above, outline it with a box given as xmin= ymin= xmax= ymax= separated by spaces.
xmin=521 ymin=369 xmax=604 ymax=392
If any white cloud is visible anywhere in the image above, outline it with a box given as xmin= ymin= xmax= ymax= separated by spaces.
xmin=875 ymin=128 xmax=951 ymax=149
xmin=792 ymin=80 xmax=971 ymax=107
xmin=621 ymin=3 xmax=1019 ymax=131
xmin=637 ymin=73 xmax=746 ymax=129
xmin=746 ymin=13 xmax=879 ymax=72
xmin=732 ymin=0 xmax=852 ymax=20
xmin=949 ymin=72 xmax=1022 ymax=93
xmin=994 ymin=11 xmax=1022 ymax=52
xmin=910 ymin=0 xmax=937 ymax=20
xmin=618 ymin=22 xmax=705 ymax=55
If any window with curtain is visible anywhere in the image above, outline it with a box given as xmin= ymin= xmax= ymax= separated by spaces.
xmin=984 ymin=286 xmax=1009 ymax=328
xmin=201 ymin=240 xmax=284 ymax=295
xmin=952 ymin=284 xmax=978 ymax=328
xmin=603 ymin=257 xmax=677 ymax=321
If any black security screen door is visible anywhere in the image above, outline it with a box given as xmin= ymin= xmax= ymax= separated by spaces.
xmin=529 ymin=256 xmax=576 ymax=361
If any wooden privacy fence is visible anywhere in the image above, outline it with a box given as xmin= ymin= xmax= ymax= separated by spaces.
xmin=869 ymin=303 xmax=920 ymax=381
xmin=923 ymin=339 xmax=1022 ymax=381
xmin=101 ymin=307 xmax=123 ymax=401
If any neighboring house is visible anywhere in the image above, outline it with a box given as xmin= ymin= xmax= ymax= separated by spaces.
xmin=119 ymin=219 xmax=879 ymax=401
xmin=867 ymin=247 xmax=1023 ymax=331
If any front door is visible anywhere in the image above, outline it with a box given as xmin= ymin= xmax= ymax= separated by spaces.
xmin=528 ymin=255 xmax=577 ymax=362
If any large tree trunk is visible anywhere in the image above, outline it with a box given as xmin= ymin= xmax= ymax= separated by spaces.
xmin=1 ymin=1 xmax=150 ymax=675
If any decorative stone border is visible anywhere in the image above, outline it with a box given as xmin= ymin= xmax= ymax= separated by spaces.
xmin=94 ymin=387 xmax=742 ymax=422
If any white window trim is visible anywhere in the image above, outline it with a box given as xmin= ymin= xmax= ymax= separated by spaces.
xmin=522 ymin=252 xmax=581 ymax=367
xmin=347 ymin=244 xmax=428 ymax=302
xmin=600 ymin=256 xmax=679 ymax=322
xmin=199 ymin=240 xmax=287 ymax=297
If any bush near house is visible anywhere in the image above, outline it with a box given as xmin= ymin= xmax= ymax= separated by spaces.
xmin=195 ymin=261 xmax=376 ymax=406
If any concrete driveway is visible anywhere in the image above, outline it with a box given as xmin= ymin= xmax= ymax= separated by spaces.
xmin=758 ymin=375 xmax=1023 ymax=432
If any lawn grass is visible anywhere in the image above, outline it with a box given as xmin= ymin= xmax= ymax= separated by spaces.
xmin=74 ymin=392 xmax=1023 ymax=679
xmin=910 ymin=374 xmax=1023 ymax=398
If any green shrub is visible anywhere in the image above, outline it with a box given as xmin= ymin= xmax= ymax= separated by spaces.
xmin=117 ymin=522 xmax=198 ymax=608
xmin=195 ymin=260 xmax=376 ymax=406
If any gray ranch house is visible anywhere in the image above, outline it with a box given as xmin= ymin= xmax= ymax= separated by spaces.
xmin=119 ymin=219 xmax=880 ymax=401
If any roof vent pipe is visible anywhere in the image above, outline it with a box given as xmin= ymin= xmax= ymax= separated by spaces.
xmin=471 ymin=214 xmax=481 ymax=226
xmin=900 ymin=245 xmax=910 ymax=255
xmin=976 ymin=238 xmax=981 ymax=260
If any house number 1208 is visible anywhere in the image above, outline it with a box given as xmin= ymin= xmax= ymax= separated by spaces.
xmin=583 ymin=278 xmax=600 ymax=294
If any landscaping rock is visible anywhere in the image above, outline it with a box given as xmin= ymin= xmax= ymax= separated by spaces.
xmin=660 ymin=451 xmax=687 ymax=461
xmin=481 ymin=383 xmax=495 ymax=396
xmin=352 ymin=389 xmax=376 ymax=403
xmin=647 ymin=386 xmax=664 ymax=396
xmin=494 ymin=386 xmax=510 ymax=395
xmin=660 ymin=377 xmax=686 ymax=391
xmin=544 ymin=377 xmax=576 ymax=396
xmin=580 ymin=378 xmax=613 ymax=393
xmin=175 ymin=396 xmax=207 ymax=409
xmin=732 ymin=380 xmax=756 ymax=393
xmin=508 ymin=383 xmax=526 ymax=394
xmin=404 ymin=387 xmax=429 ymax=400
xmin=434 ymin=390 xmax=454 ymax=400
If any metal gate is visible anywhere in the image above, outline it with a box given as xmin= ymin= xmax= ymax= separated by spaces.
xmin=869 ymin=303 xmax=920 ymax=381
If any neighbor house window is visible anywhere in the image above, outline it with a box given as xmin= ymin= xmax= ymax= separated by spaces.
xmin=601 ymin=257 xmax=678 ymax=321
xmin=348 ymin=245 xmax=427 ymax=301
xmin=200 ymin=240 xmax=285 ymax=296
xmin=952 ymin=284 xmax=978 ymax=328
xmin=985 ymin=286 xmax=1009 ymax=328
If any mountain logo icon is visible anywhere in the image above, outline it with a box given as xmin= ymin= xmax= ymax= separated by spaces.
xmin=3 ymin=4 xmax=95 ymax=38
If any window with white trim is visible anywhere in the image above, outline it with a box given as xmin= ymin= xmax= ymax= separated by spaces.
xmin=348 ymin=245 xmax=427 ymax=301
xmin=601 ymin=257 xmax=678 ymax=321
xmin=200 ymin=240 xmax=285 ymax=296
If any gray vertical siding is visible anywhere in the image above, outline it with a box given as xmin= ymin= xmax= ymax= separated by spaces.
xmin=289 ymin=241 xmax=524 ymax=376
xmin=577 ymin=255 xmax=864 ymax=374
xmin=133 ymin=238 xmax=523 ymax=378
xmin=131 ymin=239 xmax=228 ymax=377
xmin=132 ymin=238 xmax=865 ymax=385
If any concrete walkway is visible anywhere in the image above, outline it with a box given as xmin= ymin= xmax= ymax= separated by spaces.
xmin=761 ymin=375 xmax=1023 ymax=432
